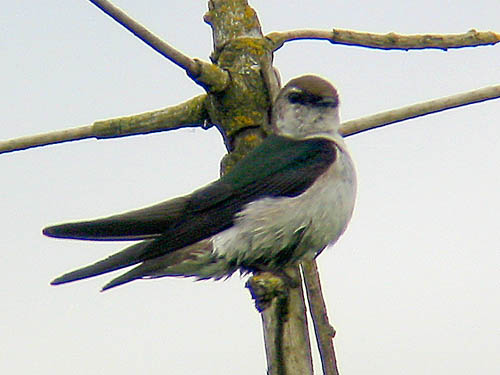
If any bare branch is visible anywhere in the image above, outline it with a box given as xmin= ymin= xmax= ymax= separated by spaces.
xmin=260 ymin=56 xmax=281 ymax=104
xmin=267 ymin=28 xmax=500 ymax=51
xmin=88 ymin=0 xmax=229 ymax=91
xmin=89 ymin=0 xmax=196 ymax=72
xmin=0 ymin=95 xmax=208 ymax=154
xmin=302 ymin=260 xmax=339 ymax=375
xmin=341 ymin=84 xmax=500 ymax=137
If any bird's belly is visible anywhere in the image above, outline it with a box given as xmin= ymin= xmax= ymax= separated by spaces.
xmin=213 ymin=149 xmax=356 ymax=270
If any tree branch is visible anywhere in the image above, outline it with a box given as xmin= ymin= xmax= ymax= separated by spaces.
xmin=0 ymin=95 xmax=208 ymax=154
xmin=302 ymin=260 xmax=339 ymax=375
xmin=88 ymin=0 xmax=229 ymax=92
xmin=340 ymin=84 xmax=500 ymax=137
xmin=267 ymin=28 xmax=500 ymax=51
xmin=248 ymin=268 xmax=314 ymax=375
xmin=260 ymin=56 xmax=281 ymax=104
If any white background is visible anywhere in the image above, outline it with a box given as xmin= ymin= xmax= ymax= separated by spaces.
xmin=1 ymin=1 xmax=499 ymax=374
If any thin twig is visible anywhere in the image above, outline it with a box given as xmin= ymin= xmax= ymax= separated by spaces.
xmin=260 ymin=56 xmax=281 ymax=104
xmin=302 ymin=260 xmax=339 ymax=375
xmin=340 ymin=84 xmax=500 ymax=137
xmin=88 ymin=0 xmax=197 ymax=73
xmin=87 ymin=0 xmax=229 ymax=91
xmin=267 ymin=28 xmax=500 ymax=51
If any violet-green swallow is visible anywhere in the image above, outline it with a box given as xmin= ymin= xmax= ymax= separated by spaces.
xmin=44 ymin=75 xmax=357 ymax=291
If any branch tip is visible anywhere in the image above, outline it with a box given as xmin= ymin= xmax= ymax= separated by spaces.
xmin=341 ymin=84 xmax=500 ymax=137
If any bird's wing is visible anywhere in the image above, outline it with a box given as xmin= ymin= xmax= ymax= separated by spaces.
xmin=45 ymin=135 xmax=336 ymax=285
xmin=44 ymin=135 xmax=336 ymax=243
xmin=47 ymin=136 xmax=337 ymax=286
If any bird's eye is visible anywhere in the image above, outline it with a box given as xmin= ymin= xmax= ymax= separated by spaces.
xmin=287 ymin=91 xmax=338 ymax=108
xmin=287 ymin=92 xmax=306 ymax=104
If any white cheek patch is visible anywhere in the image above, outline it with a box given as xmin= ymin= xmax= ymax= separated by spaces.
xmin=274 ymin=103 xmax=340 ymax=139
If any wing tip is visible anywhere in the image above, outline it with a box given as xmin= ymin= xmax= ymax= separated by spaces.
xmin=43 ymin=224 xmax=81 ymax=239
xmin=50 ymin=273 xmax=80 ymax=286
xmin=42 ymin=225 xmax=58 ymax=238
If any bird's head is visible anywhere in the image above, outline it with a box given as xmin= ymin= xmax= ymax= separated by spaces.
xmin=272 ymin=75 xmax=341 ymax=140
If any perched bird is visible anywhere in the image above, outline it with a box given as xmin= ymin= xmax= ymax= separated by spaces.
xmin=44 ymin=75 xmax=357 ymax=291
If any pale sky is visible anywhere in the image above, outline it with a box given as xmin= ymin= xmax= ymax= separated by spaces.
xmin=1 ymin=1 xmax=499 ymax=374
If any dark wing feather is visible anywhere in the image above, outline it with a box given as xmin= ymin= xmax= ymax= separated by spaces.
xmin=43 ymin=196 xmax=190 ymax=240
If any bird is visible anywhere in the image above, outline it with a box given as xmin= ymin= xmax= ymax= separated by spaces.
xmin=44 ymin=75 xmax=357 ymax=291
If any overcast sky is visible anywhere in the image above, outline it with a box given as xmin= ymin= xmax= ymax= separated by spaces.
xmin=1 ymin=1 xmax=499 ymax=374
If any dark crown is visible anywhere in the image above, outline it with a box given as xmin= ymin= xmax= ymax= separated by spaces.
xmin=285 ymin=75 xmax=339 ymax=103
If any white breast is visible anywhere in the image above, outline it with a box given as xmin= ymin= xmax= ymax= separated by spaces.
xmin=212 ymin=143 xmax=357 ymax=270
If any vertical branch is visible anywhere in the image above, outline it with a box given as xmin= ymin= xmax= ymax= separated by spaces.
xmin=302 ymin=260 xmax=340 ymax=375
xmin=203 ymin=2 xmax=316 ymax=373
xmin=260 ymin=287 xmax=288 ymax=375
xmin=204 ymin=0 xmax=272 ymax=171
xmin=251 ymin=267 xmax=314 ymax=375
xmin=261 ymin=55 xmax=281 ymax=103
xmin=281 ymin=266 xmax=314 ymax=374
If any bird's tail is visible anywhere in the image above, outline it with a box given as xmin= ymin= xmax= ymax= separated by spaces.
xmin=51 ymin=239 xmax=235 ymax=291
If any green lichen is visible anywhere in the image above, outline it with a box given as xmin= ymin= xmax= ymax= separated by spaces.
xmin=92 ymin=95 xmax=208 ymax=138
xmin=204 ymin=0 xmax=276 ymax=178
xmin=205 ymin=35 xmax=274 ymax=150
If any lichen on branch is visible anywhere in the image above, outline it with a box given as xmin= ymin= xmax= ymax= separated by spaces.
xmin=0 ymin=95 xmax=209 ymax=154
